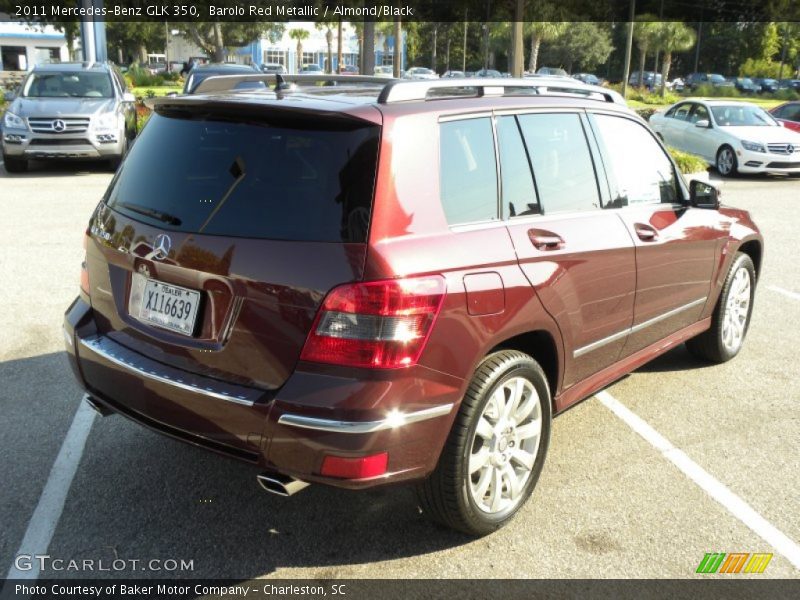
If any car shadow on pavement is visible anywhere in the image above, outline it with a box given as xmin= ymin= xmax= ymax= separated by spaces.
xmin=634 ymin=344 xmax=714 ymax=373
xmin=24 ymin=355 xmax=473 ymax=579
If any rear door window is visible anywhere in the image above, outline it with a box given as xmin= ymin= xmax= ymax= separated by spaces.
xmin=105 ymin=111 xmax=380 ymax=242
xmin=439 ymin=118 xmax=499 ymax=225
xmin=516 ymin=113 xmax=600 ymax=214
xmin=496 ymin=116 xmax=539 ymax=218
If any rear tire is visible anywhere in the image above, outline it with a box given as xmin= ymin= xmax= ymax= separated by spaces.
xmin=416 ymin=350 xmax=552 ymax=536
xmin=3 ymin=154 xmax=28 ymax=173
xmin=686 ymin=252 xmax=755 ymax=363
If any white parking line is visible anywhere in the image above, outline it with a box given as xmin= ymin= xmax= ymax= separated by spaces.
xmin=6 ymin=400 xmax=96 ymax=579
xmin=768 ymin=285 xmax=800 ymax=302
xmin=596 ymin=390 xmax=800 ymax=571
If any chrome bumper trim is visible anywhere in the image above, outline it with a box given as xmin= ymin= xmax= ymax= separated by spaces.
xmin=574 ymin=296 xmax=707 ymax=358
xmin=278 ymin=403 xmax=454 ymax=434
xmin=78 ymin=335 xmax=260 ymax=406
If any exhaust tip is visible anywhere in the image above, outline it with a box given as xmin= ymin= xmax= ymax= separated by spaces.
xmin=257 ymin=473 xmax=309 ymax=497
xmin=83 ymin=393 xmax=113 ymax=417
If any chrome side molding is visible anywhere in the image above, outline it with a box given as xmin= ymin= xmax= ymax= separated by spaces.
xmin=574 ymin=297 xmax=707 ymax=358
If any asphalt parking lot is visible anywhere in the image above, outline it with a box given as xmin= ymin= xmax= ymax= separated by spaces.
xmin=1 ymin=160 xmax=798 ymax=581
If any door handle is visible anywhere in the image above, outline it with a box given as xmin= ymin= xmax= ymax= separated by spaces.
xmin=528 ymin=229 xmax=564 ymax=251
xmin=634 ymin=223 xmax=658 ymax=242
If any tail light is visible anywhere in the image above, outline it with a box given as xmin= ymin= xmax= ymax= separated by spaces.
xmin=300 ymin=276 xmax=446 ymax=369
xmin=80 ymin=233 xmax=90 ymax=295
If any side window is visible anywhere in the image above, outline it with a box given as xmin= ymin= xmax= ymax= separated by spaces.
xmin=496 ymin=116 xmax=539 ymax=218
xmin=516 ymin=113 xmax=600 ymax=214
xmin=591 ymin=114 xmax=679 ymax=207
xmin=673 ymin=104 xmax=691 ymax=120
xmin=689 ymin=104 xmax=709 ymax=124
xmin=439 ymin=118 xmax=499 ymax=225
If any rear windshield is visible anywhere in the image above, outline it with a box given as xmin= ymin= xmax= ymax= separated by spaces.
xmin=105 ymin=110 xmax=380 ymax=242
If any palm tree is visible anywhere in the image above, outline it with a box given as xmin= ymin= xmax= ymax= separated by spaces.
xmin=315 ymin=22 xmax=334 ymax=73
xmin=289 ymin=28 xmax=310 ymax=72
xmin=633 ymin=16 xmax=659 ymax=89
xmin=653 ymin=22 xmax=697 ymax=97
xmin=526 ymin=22 xmax=566 ymax=73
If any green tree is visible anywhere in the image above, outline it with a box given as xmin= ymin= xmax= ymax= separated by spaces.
xmin=653 ymin=22 xmax=697 ymax=97
xmin=549 ymin=23 xmax=613 ymax=73
xmin=183 ymin=23 xmax=283 ymax=63
xmin=289 ymin=28 xmax=310 ymax=72
xmin=315 ymin=21 xmax=335 ymax=73
xmin=525 ymin=22 xmax=566 ymax=73
xmin=105 ymin=22 xmax=164 ymax=64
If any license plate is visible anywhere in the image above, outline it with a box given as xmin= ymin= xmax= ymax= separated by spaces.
xmin=130 ymin=274 xmax=201 ymax=336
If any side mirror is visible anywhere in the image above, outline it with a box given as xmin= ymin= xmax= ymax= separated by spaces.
xmin=122 ymin=92 xmax=136 ymax=103
xmin=695 ymin=119 xmax=710 ymax=128
xmin=3 ymin=91 xmax=16 ymax=101
xmin=689 ymin=179 xmax=720 ymax=209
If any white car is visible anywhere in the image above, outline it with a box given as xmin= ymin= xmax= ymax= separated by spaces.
xmin=402 ymin=67 xmax=439 ymax=81
xmin=649 ymin=99 xmax=800 ymax=176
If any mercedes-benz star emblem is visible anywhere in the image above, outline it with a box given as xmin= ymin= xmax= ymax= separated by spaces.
xmin=152 ymin=234 xmax=172 ymax=261
xmin=787 ymin=144 xmax=795 ymax=154
xmin=52 ymin=119 xmax=66 ymax=132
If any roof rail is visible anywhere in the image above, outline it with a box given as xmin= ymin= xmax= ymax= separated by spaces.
xmin=194 ymin=73 xmax=391 ymax=95
xmin=377 ymin=78 xmax=622 ymax=105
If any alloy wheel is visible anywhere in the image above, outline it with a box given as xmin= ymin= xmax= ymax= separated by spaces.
xmin=717 ymin=148 xmax=734 ymax=175
xmin=468 ymin=376 xmax=542 ymax=514
xmin=721 ymin=266 xmax=751 ymax=353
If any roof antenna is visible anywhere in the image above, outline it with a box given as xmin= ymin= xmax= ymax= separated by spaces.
xmin=274 ymin=74 xmax=292 ymax=91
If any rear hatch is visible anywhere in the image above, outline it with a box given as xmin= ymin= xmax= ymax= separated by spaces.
xmin=86 ymin=99 xmax=381 ymax=390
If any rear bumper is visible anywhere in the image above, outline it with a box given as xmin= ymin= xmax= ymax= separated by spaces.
xmin=64 ymin=297 xmax=462 ymax=489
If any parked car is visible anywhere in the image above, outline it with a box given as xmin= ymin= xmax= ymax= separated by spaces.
xmin=536 ymin=66 xmax=568 ymax=77
xmin=183 ymin=63 xmax=260 ymax=94
xmin=628 ymin=71 xmax=662 ymax=90
xmin=339 ymin=65 xmax=359 ymax=75
xmin=769 ymin=101 xmax=800 ymax=132
xmin=403 ymin=67 xmax=439 ymax=80
xmin=146 ymin=62 xmax=166 ymax=75
xmin=752 ymin=77 xmax=779 ymax=93
xmin=732 ymin=77 xmax=760 ymax=94
xmin=1 ymin=62 xmax=137 ymax=172
xmin=474 ymin=69 xmax=502 ymax=78
xmin=572 ymin=73 xmax=600 ymax=85
xmin=64 ymin=76 xmax=763 ymax=536
xmin=373 ymin=66 xmax=395 ymax=78
xmin=649 ymin=99 xmax=800 ymax=176
xmin=301 ymin=64 xmax=324 ymax=73
xmin=260 ymin=63 xmax=287 ymax=74
xmin=441 ymin=70 xmax=465 ymax=79
xmin=669 ymin=77 xmax=685 ymax=92
xmin=778 ymin=79 xmax=800 ymax=91
xmin=685 ymin=73 xmax=734 ymax=90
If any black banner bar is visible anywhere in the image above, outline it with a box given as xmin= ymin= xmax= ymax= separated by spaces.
xmin=0 ymin=0 xmax=799 ymax=23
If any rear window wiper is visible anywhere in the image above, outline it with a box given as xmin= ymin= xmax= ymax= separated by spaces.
xmin=118 ymin=202 xmax=182 ymax=226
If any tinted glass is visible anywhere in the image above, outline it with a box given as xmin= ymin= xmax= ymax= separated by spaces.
xmin=592 ymin=114 xmax=678 ymax=207
xmin=106 ymin=112 xmax=379 ymax=242
xmin=673 ymin=104 xmax=691 ymax=120
xmin=689 ymin=104 xmax=709 ymax=123
xmin=517 ymin=113 xmax=599 ymax=214
xmin=439 ymin=118 xmax=498 ymax=225
xmin=496 ymin=116 xmax=539 ymax=218
xmin=23 ymin=71 xmax=113 ymax=98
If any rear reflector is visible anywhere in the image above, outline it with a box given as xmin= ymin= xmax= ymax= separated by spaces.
xmin=80 ymin=233 xmax=90 ymax=294
xmin=300 ymin=276 xmax=446 ymax=369
xmin=320 ymin=452 xmax=389 ymax=479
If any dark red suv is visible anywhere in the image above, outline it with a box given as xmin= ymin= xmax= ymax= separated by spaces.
xmin=64 ymin=75 xmax=763 ymax=535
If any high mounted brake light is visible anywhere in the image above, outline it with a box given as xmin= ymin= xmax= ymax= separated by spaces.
xmin=300 ymin=276 xmax=447 ymax=369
